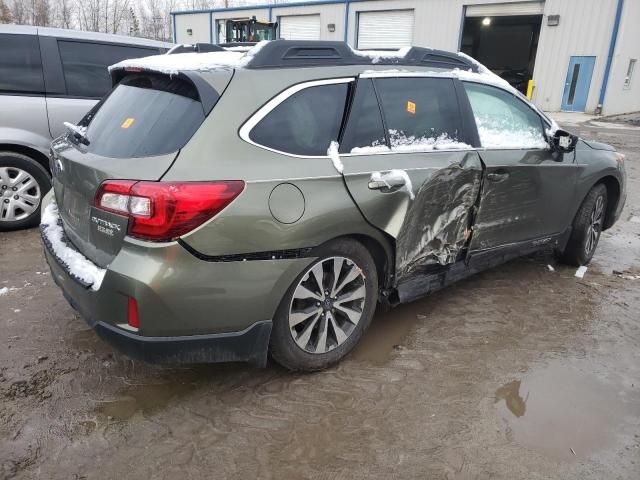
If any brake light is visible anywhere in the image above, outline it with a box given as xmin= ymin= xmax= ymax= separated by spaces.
xmin=95 ymin=180 xmax=245 ymax=241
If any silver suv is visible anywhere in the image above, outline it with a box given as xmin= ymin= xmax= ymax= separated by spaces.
xmin=0 ymin=25 xmax=170 ymax=230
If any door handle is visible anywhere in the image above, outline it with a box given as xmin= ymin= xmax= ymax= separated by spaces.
xmin=486 ymin=172 xmax=510 ymax=182
xmin=368 ymin=172 xmax=407 ymax=191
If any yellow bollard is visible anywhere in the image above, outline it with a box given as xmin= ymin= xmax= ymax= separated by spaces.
xmin=526 ymin=79 xmax=534 ymax=100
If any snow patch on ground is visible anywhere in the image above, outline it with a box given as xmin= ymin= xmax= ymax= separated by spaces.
xmin=575 ymin=266 xmax=588 ymax=279
xmin=327 ymin=141 xmax=344 ymax=173
xmin=0 ymin=287 xmax=7 ymax=296
xmin=41 ymin=202 xmax=106 ymax=291
xmin=547 ymin=265 xmax=555 ymax=272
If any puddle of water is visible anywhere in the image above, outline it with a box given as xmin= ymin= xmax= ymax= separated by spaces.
xmin=350 ymin=303 xmax=426 ymax=363
xmin=495 ymin=364 xmax=631 ymax=461
xmin=97 ymin=381 xmax=198 ymax=421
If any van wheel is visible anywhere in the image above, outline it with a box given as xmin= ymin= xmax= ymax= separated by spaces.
xmin=0 ymin=152 xmax=51 ymax=231
xmin=559 ymin=184 xmax=608 ymax=266
xmin=270 ymin=239 xmax=378 ymax=372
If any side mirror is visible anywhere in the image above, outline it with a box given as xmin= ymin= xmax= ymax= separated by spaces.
xmin=551 ymin=129 xmax=578 ymax=153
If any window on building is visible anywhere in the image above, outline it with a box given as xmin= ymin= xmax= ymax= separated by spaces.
xmin=463 ymin=81 xmax=546 ymax=149
xmin=249 ymin=83 xmax=349 ymax=156
xmin=340 ymin=78 xmax=386 ymax=154
xmin=58 ymin=41 xmax=159 ymax=98
xmin=0 ymin=34 xmax=45 ymax=94
xmin=374 ymin=77 xmax=464 ymax=149
xmin=624 ymin=59 xmax=636 ymax=89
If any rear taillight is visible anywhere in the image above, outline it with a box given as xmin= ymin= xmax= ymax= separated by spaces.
xmin=95 ymin=180 xmax=244 ymax=242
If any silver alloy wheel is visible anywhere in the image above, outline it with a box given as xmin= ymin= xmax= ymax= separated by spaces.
xmin=0 ymin=167 xmax=41 ymax=222
xmin=585 ymin=194 xmax=605 ymax=255
xmin=289 ymin=256 xmax=367 ymax=354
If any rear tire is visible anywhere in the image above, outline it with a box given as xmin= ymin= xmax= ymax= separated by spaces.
xmin=559 ymin=184 xmax=607 ymax=266
xmin=0 ymin=152 xmax=51 ymax=231
xmin=270 ymin=239 xmax=378 ymax=372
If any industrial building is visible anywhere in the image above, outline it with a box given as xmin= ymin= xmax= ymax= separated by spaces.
xmin=170 ymin=0 xmax=639 ymax=115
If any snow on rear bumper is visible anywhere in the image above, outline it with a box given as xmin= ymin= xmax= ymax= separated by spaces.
xmin=40 ymin=201 xmax=106 ymax=291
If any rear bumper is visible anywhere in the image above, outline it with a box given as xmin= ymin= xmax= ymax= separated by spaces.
xmin=44 ymin=241 xmax=273 ymax=366
xmin=39 ymin=191 xmax=311 ymax=366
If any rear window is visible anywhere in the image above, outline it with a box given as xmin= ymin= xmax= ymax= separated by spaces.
xmin=0 ymin=34 xmax=44 ymax=94
xmin=58 ymin=41 xmax=159 ymax=98
xmin=79 ymin=74 xmax=205 ymax=158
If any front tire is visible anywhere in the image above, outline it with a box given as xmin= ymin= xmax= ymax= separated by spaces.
xmin=0 ymin=152 xmax=51 ymax=231
xmin=559 ymin=183 xmax=607 ymax=266
xmin=270 ymin=239 xmax=378 ymax=371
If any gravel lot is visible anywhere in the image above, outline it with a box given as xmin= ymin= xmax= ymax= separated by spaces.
xmin=1 ymin=120 xmax=639 ymax=480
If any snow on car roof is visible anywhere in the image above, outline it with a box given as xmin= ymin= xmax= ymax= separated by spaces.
xmin=108 ymin=41 xmax=269 ymax=75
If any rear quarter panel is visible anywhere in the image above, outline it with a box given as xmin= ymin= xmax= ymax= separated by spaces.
xmin=163 ymin=67 xmax=390 ymax=258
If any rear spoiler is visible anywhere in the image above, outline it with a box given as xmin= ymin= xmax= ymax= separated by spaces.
xmin=109 ymin=68 xmax=221 ymax=116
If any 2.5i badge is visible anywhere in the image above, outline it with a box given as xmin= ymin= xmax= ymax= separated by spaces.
xmin=89 ymin=207 xmax=128 ymax=255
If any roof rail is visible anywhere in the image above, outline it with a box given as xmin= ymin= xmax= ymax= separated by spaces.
xmin=244 ymin=40 xmax=478 ymax=71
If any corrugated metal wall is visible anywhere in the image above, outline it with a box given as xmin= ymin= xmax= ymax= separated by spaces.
xmin=173 ymin=0 xmax=635 ymax=114
xmin=533 ymin=0 xmax=617 ymax=113
xmin=599 ymin=0 xmax=640 ymax=115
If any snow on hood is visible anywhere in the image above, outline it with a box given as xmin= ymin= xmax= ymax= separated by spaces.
xmin=109 ymin=40 xmax=269 ymax=75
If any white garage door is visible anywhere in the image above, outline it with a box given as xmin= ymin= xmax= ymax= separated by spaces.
xmin=466 ymin=1 xmax=545 ymax=17
xmin=279 ymin=15 xmax=321 ymax=40
xmin=357 ymin=10 xmax=414 ymax=50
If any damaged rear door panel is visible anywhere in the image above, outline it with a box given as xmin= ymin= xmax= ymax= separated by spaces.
xmin=339 ymin=75 xmax=482 ymax=286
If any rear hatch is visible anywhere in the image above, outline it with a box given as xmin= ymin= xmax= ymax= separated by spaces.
xmin=51 ymin=70 xmax=229 ymax=267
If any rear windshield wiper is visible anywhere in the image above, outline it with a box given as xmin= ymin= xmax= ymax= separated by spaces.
xmin=63 ymin=122 xmax=90 ymax=146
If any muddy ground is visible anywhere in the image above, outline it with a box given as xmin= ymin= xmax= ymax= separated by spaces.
xmin=1 ymin=121 xmax=640 ymax=480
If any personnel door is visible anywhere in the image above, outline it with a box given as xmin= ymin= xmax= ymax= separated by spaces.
xmin=561 ymin=56 xmax=596 ymax=112
xmin=339 ymin=75 xmax=483 ymax=283
xmin=462 ymin=81 xmax=578 ymax=251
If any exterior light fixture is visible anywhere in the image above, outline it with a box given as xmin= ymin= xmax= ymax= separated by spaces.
xmin=187 ymin=28 xmax=193 ymax=36
xmin=482 ymin=17 xmax=491 ymax=26
xmin=328 ymin=23 xmax=336 ymax=32
xmin=547 ymin=15 xmax=560 ymax=26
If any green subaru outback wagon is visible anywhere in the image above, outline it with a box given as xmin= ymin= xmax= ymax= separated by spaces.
xmin=41 ymin=40 xmax=626 ymax=371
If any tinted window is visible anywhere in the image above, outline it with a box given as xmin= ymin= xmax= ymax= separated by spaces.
xmin=79 ymin=74 xmax=205 ymax=158
xmin=340 ymin=78 xmax=386 ymax=154
xmin=58 ymin=41 xmax=158 ymax=98
xmin=0 ymin=34 xmax=44 ymax=94
xmin=463 ymin=82 xmax=546 ymax=149
xmin=250 ymin=83 xmax=349 ymax=156
xmin=375 ymin=77 xmax=463 ymax=148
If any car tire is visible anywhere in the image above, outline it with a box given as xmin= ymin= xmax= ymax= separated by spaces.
xmin=0 ymin=152 xmax=51 ymax=231
xmin=559 ymin=183 xmax=608 ymax=266
xmin=270 ymin=239 xmax=378 ymax=372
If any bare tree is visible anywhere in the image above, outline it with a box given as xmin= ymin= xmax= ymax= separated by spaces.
xmin=0 ymin=0 xmax=12 ymax=23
